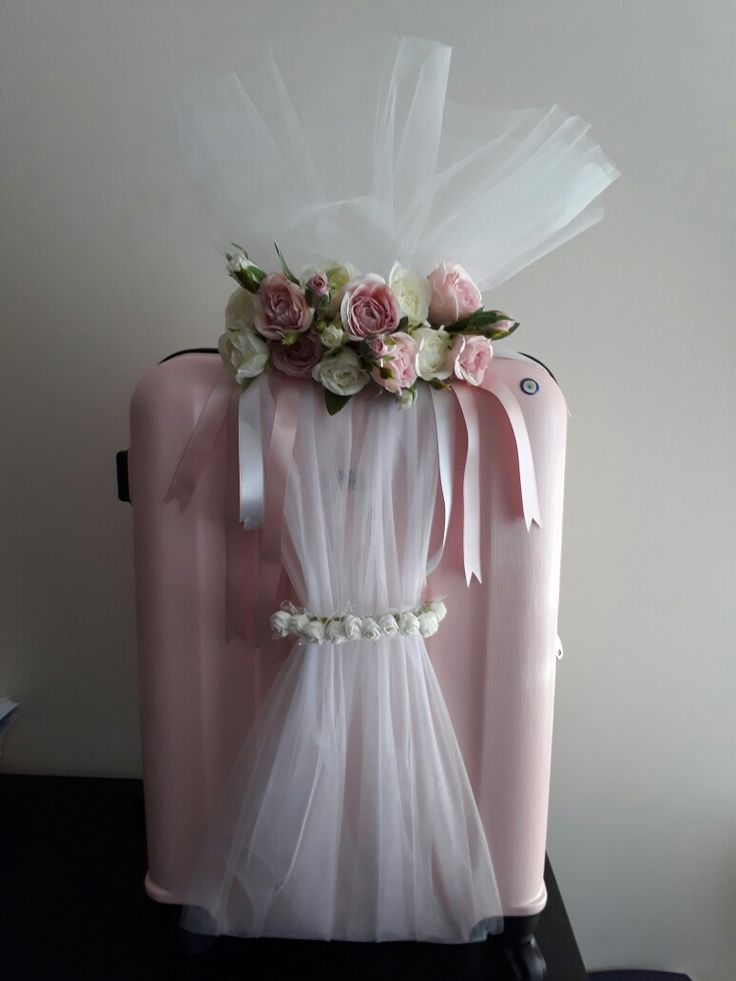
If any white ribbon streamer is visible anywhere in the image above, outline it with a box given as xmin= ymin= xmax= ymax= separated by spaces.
xmin=238 ymin=378 xmax=265 ymax=528
xmin=427 ymin=388 xmax=455 ymax=576
xmin=236 ymin=352 xmax=545 ymax=554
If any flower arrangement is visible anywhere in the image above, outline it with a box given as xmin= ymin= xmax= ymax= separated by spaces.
xmin=219 ymin=245 xmax=519 ymax=414
xmin=271 ymin=599 xmax=448 ymax=644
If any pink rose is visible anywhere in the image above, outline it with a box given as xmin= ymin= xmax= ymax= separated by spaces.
xmin=370 ymin=331 xmax=418 ymax=394
xmin=367 ymin=334 xmax=391 ymax=358
xmin=306 ymin=273 xmax=329 ymax=300
xmin=448 ymin=334 xmax=493 ymax=386
xmin=270 ymin=332 xmax=322 ymax=377
xmin=254 ymin=273 xmax=313 ymax=340
xmin=341 ymin=273 xmax=400 ymax=340
xmin=427 ymin=261 xmax=482 ymax=326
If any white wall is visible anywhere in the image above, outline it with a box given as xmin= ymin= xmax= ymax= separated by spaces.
xmin=1 ymin=2 xmax=733 ymax=978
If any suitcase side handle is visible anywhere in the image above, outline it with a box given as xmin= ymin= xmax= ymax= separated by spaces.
xmin=116 ymin=450 xmax=130 ymax=503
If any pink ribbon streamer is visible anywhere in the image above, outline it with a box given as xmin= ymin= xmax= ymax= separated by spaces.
xmin=254 ymin=380 xmax=303 ymax=645
xmin=164 ymin=368 xmax=235 ymax=511
xmin=450 ymin=369 xmax=542 ymax=586
xmin=479 ymin=373 xmax=542 ymax=533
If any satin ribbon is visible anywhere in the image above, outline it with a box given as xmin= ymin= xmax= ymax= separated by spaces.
xmin=164 ymin=368 xmax=269 ymax=533
xmin=238 ymin=379 xmax=265 ymax=528
xmin=254 ymin=381 xmax=303 ymax=645
xmin=452 ymin=385 xmax=483 ymax=586
xmin=164 ymin=369 xmax=234 ymax=511
xmin=427 ymin=389 xmax=455 ymax=577
xmin=165 ymin=363 xmax=540 ymax=631
xmin=428 ymin=366 xmax=542 ymax=586
xmin=478 ymin=372 xmax=542 ymax=533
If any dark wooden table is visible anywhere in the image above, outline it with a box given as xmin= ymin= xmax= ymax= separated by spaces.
xmin=0 ymin=774 xmax=587 ymax=980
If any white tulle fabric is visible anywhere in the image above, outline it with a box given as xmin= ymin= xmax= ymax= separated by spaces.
xmin=175 ymin=34 xmax=618 ymax=290
xmin=181 ymin=382 xmax=503 ymax=942
xmin=175 ymin=32 xmax=618 ymax=944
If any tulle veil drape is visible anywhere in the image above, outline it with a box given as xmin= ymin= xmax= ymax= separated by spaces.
xmin=182 ymin=381 xmax=503 ymax=942
xmin=174 ymin=32 xmax=617 ymax=943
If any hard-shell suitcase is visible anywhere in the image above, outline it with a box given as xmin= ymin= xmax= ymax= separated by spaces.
xmin=122 ymin=347 xmax=566 ymax=944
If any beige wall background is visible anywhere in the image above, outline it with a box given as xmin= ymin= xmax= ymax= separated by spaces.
xmin=1 ymin=1 xmax=733 ymax=978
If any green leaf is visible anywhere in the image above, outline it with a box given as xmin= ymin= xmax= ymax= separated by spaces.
xmin=234 ymin=265 xmax=266 ymax=293
xmin=235 ymin=271 xmax=262 ymax=294
xmin=469 ymin=309 xmax=507 ymax=328
xmin=274 ymin=243 xmax=300 ymax=284
xmin=397 ymin=316 xmax=409 ymax=331
xmin=447 ymin=306 xmax=483 ymax=331
xmin=230 ymin=242 xmax=249 ymax=258
xmin=447 ymin=309 xmax=520 ymax=335
xmin=235 ymin=273 xmax=258 ymax=293
xmin=324 ymin=390 xmax=352 ymax=415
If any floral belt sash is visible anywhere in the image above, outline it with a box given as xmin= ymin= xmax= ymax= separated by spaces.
xmin=271 ymin=599 xmax=448 ymax=645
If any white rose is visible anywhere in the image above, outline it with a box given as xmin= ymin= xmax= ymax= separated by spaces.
xmin=343 ymin=615 xmax=362 ymax=641
xmin=389 ymin=262 xmax=430 ymax=327
xmin=270 ymin=610 xmax=293 ymax=638
xmin=320 ymin=323 xmax=345 ymax=350
xmin=417 ymin=611 xmax=439 ymax=637
xmin=413 ymin=325 xmax=452 ymax=382
xmin=301 ymin=619 xmax=325 ymax=644
xmin=361 ymin=616 xmax=381 ymax=640
xmin=396 ymin=387 xmax=417 ymax=409
xmin=379 ymin=614 xmax=399 ymax=638
xmin=397 ymin=612 xmax=420 ymax=636
xmin=312 ymin=347 xmax=370 ymax=396
xmin=427 ymin=599 xmax=447 ymax=622
xmin=291 ymin=613 xmax=309 ymax=633
xmin=225 ymin=288 xmax=255 ymax=332
xmin=325 ymin=619 xmax=347 ymax=645
xmin=218 ymin=326 xmax=269 ymax=381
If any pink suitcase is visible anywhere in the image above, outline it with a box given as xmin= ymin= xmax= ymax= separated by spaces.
xmin=123 ymin=346 xmax=566 ymax=961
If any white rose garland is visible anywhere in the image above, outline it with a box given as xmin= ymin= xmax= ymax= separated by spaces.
xmin=270 ymin=599 xmax=448 ymax=644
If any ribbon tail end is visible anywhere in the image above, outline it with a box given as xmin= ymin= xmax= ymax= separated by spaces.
xmin=164 ymin=488 xmax=189 ymax=514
